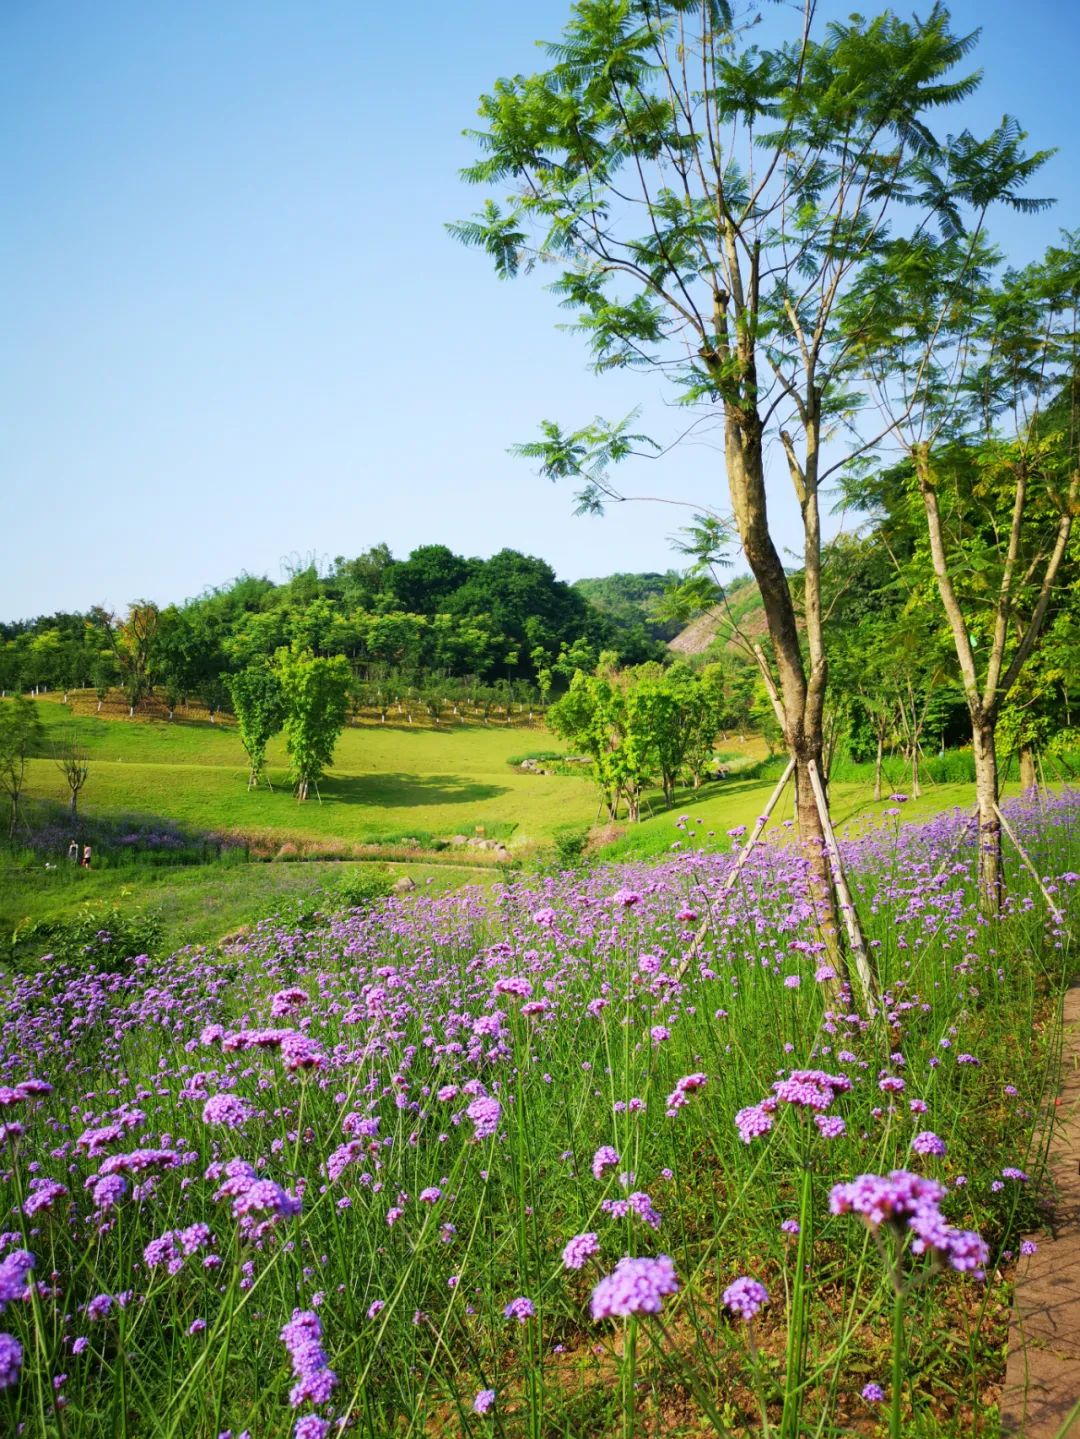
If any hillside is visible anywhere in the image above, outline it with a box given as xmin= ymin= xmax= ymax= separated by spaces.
xmin=666 ymin=574 xmax=767 ymax=656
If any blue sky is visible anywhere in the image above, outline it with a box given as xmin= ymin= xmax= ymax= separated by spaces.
xmin=2 ymin=0 xmax=1077 ymax=619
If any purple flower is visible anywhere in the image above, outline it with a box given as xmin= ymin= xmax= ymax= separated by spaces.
xmin=1002 ymin=1167 xmax=1028 ymax=1182
xmin=734 ymin=1103 xmax=775 ymax=1143
xmin=503 ymin=1296 xmax=535 ymax=1323
xmin=592 ymin=1145 xmax=620 ymax=1181
xmin=0 ymin=1333 xmax=21 ymax=1389
xmin=281 ymin=1309 xmax=337 ymax=1409
xmin=202 ymin=1094 xmax=254 ymax=1128
xmin=862 ymin=1383 xmax=885 ymax=1403
xmin=912 ymin=1131 xmax=947 ymax=1157
xmin=815 ymin=1114 xmax=846 ymax=1139
xmin=590 ymin=1255 xmax=679 ymax=1319
xmin=0 ymin=1250 xmax=34 ymax=1311
xmin=473 ymin=1387 xmax=496 ymax=1413
xmin=294 ymin=1420 xmax=329 ymax=1439
xmin=466 ymin=1096 xmax=501 ymax=1141
xmin=830 ymin=1170 xmax=989 ymax=1277
xmin=562 ymin=1233 xmax=600 ymax=1270
xmin=1020 ymin=1241 xmax=1038 ymax=1256
xmin=723 ymin=1277 xmax=768 ymax=1321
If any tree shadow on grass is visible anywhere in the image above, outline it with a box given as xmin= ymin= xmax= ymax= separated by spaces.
xmin=320 ymin=773 xmax=510 ymax=808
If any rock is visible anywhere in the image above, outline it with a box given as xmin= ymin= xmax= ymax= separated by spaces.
xmin=494 ymin=845 xmax=511 ymax=861
xmin=449 ymin=834 xmax=469 ymax=847
xmin=392 ymin=875 xmax=416 ymax=892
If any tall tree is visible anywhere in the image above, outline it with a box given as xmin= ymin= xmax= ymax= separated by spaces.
xmin=840 ymin=231 xmax=1077 ymax=909
xmin=453 ymin=0 xmax=1019 ymax=961
xmin=93 ymin=602 xmax=161 ymax=716
xmin=273 ymin=647 xmax=351 ymax=802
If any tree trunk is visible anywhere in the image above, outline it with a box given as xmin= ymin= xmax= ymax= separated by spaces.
xmin=973 ymin=717 xmax=1003 ymax=915
xmin=296 ymin=776 xmax=309 ymax=802
xmin=874 ymin=735 xmax=883 ymax=802
xmin=911 ymin=747 xmax=921 ymax=800
xmin=1019 ymin=743 xmax=1037 ymax=794
xmin=69 ymin=791 xmax=77 ymax=818
xmin=724 ymin=423 xmax=842 ymax=958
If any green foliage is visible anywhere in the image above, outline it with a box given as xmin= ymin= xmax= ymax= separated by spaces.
xmin=5 ymin=899 xmax=162 ymax=973
xmin=272 ymin=647 xmax=352 ymax=801
xmin=550 ymin=824 xmax=589 ymax=870
xmin=224 ymin=664 xmax=285 ymax=789
xmin=331 ymin=867 xmax=395 ymax=910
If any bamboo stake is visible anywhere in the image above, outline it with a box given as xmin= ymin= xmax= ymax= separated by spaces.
xmin=992 ymin=801 xmax=1065 ymax=925
xmin=805 ymin=759 xmax=879 ymax=1015
xmin=674 ymin=757 xmax=795 ymax=980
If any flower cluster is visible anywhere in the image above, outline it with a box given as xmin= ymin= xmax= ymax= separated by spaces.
xmin=590 ymin=1255 xmax=679 ymax=1319
xmin=830 ymin=1170 xmax=989 ymax=1276
xmin=735 ymin=1068 xmax=852 ymax=1143
xmin=280 ymin=1309 xmax=337 ymax=1407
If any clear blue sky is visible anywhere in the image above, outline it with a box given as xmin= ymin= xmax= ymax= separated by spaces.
xmin=2 ymin=0 xmax=1077 ymax=620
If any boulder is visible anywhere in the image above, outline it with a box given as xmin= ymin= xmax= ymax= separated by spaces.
xmin=393 ymin=875 xmax=417 ymax=892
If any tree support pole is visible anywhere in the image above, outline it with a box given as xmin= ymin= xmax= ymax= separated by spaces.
xmin=674 ymin=757 xmax=795 ymax=980
xmin=805 ymin=759 xmax=879 ymax=1015
xmin=992 ymin=801 xmax=1065 ymax=926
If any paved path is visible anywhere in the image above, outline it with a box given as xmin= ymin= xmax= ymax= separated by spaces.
xmin=1001 ymin=983 xmax=1080 ymax=1437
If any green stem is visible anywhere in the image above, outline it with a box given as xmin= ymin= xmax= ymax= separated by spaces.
xmin=891 ymin=1286 xmax=905 ymax=1439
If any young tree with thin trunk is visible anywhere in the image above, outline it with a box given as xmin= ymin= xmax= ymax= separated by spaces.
xmin=840 ymin=231 xmax=1077 ymax=910
xmin=53 ymin=725 xmax=90 ymax=819
xmin=452 ymin=0 xmax=1017 ymax=971
xmin=0 ymin=695 xmax=43 ymax=838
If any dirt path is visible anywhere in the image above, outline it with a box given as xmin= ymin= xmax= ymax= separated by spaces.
xmin=1001 ymin=983 xmax=1080 ymax=1437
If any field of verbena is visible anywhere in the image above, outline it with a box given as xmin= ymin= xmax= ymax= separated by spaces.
xmin=1 ymin=794 xmax=1077 ymax=1438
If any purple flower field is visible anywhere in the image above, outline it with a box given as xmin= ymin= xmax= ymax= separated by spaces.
xmin=0 ymin=792 xmax=1076 ymax=1436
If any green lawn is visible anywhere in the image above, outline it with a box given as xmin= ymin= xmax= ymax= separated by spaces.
xmin=23 ymin=699 xmax=599 ymax=849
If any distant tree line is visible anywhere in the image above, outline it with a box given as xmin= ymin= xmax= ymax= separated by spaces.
xmin=0 ymin=545 xmax=672 ymax=710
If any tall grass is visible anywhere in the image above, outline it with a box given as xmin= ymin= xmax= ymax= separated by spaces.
xmin=0 ymin=793 xmax=1075 ymax=1436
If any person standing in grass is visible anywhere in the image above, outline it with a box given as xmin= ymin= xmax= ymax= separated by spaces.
xmin=67 ymin=838 xmax=78 ymax=862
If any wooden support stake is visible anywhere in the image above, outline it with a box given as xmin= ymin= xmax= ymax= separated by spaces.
xmin=993 ymin=801 xmax=1065 ymax=925
xmin=674 ymin=757 xmax=795 ymax=980
xmin=805 ymin=759 xmax=879 ymax=1015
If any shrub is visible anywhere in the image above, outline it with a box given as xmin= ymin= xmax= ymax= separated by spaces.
xmin=332 ymin=867 xmax=394 ymax=910
xmin=5 ymin=901 xmax=162 ymax=972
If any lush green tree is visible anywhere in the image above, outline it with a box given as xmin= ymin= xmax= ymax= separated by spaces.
xmin=225 ymin=665 xmax=286 ymax=790
xmin=386 ymin=545 xmax=472 ymax=613
xmin=93 ymin=602 xmax=161 ymax=715
xmin=273 ymin=647 xmax=352 ymax=801
xmin=453 ymin=0 xmax=1038 ymax=969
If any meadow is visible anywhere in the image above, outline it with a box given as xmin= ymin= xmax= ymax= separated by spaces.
xmin=0 ymin=789 xmax=1075 ymax=1437
xmin=4 ymin=697 xmax=1021 ymax=957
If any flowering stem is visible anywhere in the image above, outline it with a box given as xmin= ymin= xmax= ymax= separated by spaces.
xmin=890 ymin=1286 xmax=906 ymax=1439
xmin=623 ymin=1315 xmax=638 ymax=1439
xmin=747 ymin=1323 xmax=773 ymax=1439
xmin=781 ymin=1165 xmax=813 ymax=1439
